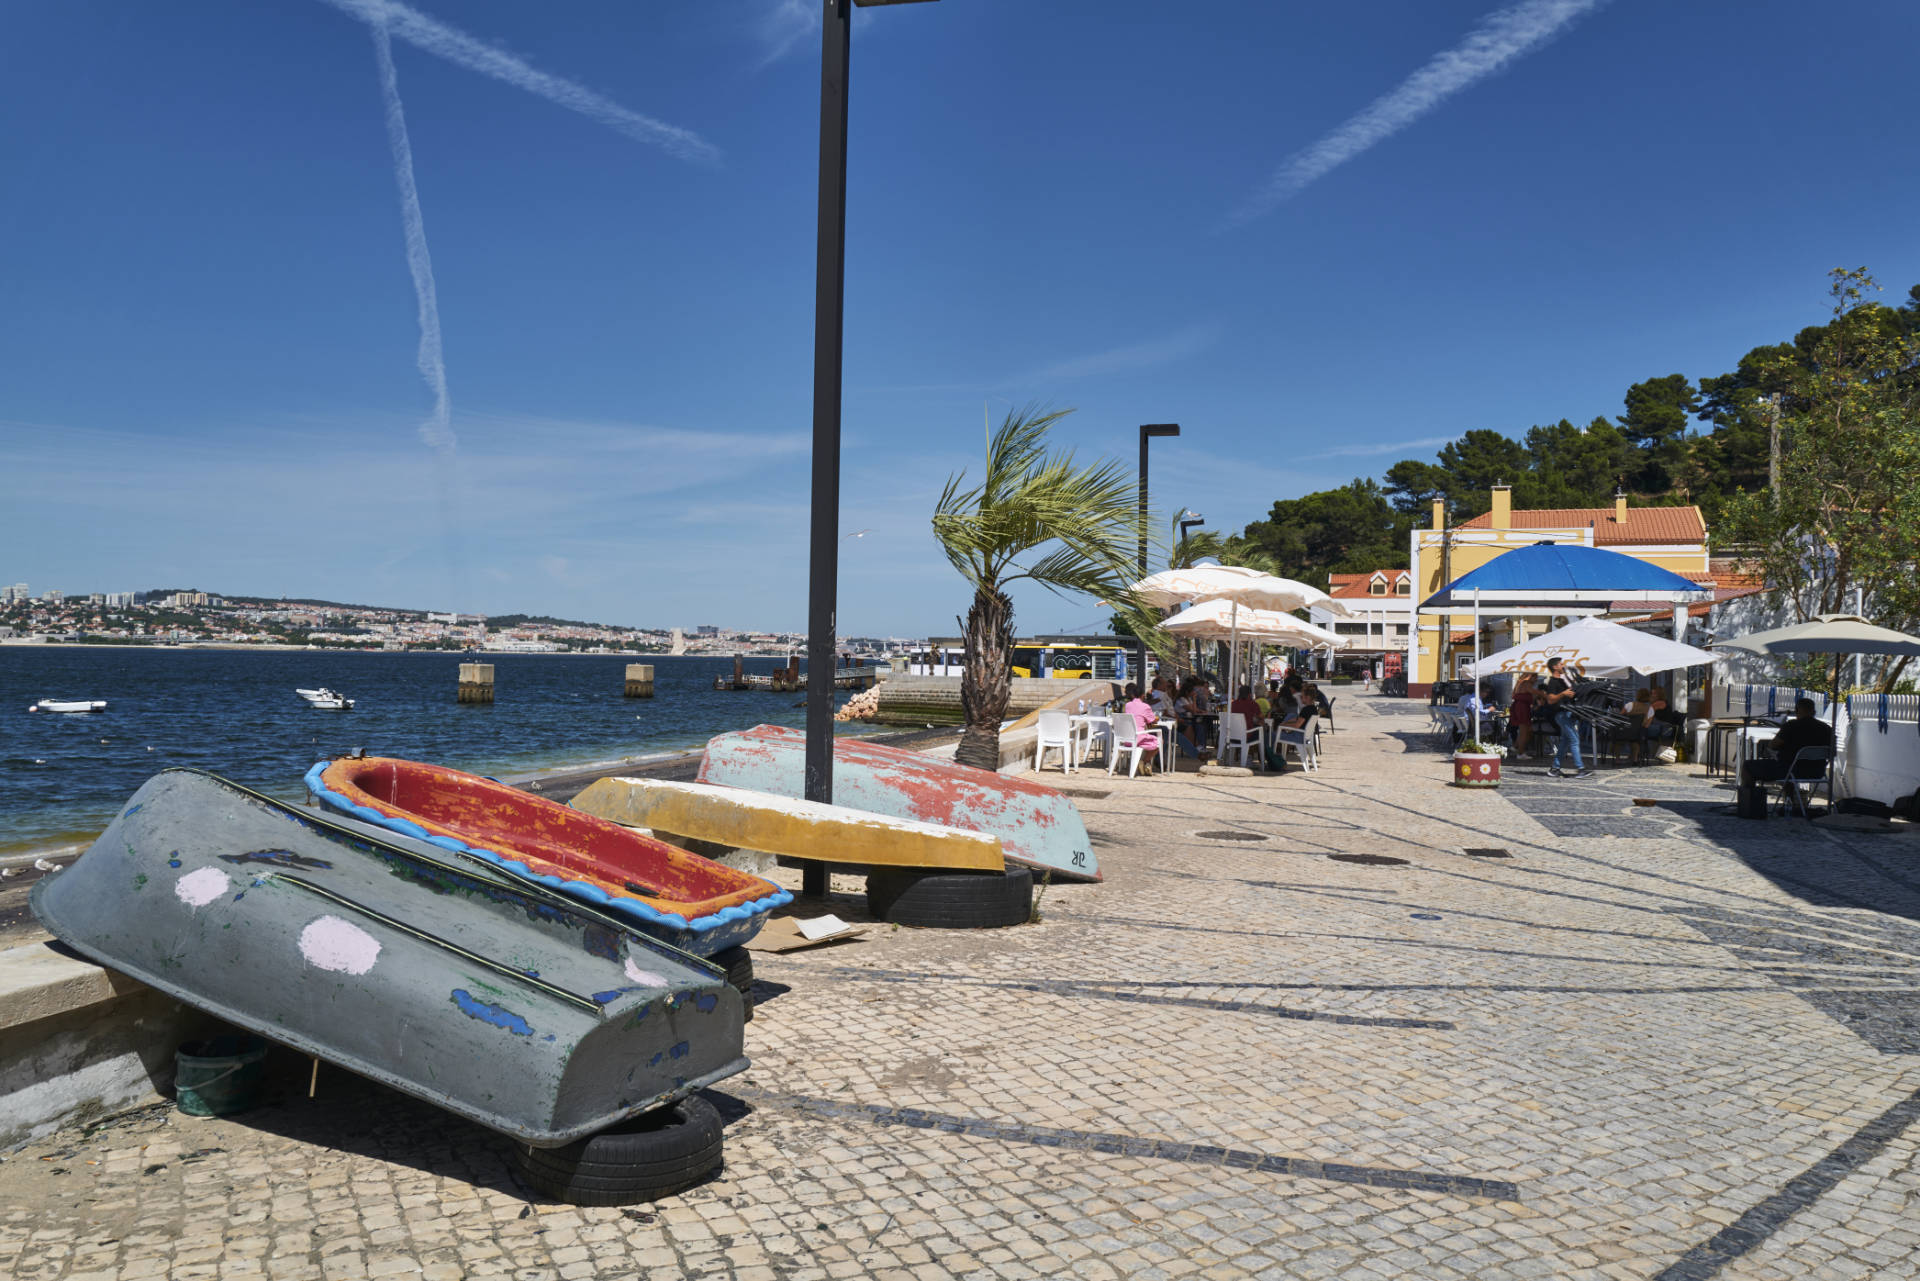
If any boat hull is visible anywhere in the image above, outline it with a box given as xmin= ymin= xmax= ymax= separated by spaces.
xmin=32 ymin=699 xmax=106 ymax=713
xmin=31 ymin=769 xmax=748 ymax=1146
xmin=571 ymin=776 xmax=1006 ymax=873
xmin=308 ymin=757 xmax=792 ymax=956
xmin=697 ymin=725 xmax=1100 ymax=882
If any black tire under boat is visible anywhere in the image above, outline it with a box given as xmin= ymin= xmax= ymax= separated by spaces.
xmin=866 ymin=866 xmax=1033 ymax=929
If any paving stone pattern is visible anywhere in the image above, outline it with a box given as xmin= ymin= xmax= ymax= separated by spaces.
xmin=6 ymin=693 xmax=1920 ymax=1278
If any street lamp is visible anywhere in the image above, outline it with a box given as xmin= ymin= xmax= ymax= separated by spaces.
xmin=1135 ymin=424 xmax=1180 ymax=684
xmin=805 ymin=0 xmax=939 ymax=897
xmin=1177 ymin=510 xmax=1205 ymax=560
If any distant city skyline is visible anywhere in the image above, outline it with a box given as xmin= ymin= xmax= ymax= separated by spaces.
xmin=0 ymin=578 xmax=811 ymax=640
xmin=4 ymin=2 xmax=1915 ymax=633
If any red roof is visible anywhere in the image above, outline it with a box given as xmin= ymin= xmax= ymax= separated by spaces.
xmin=1610 ymin=569 xmax=1762 ymax=614
xmin=1327 ymin=570 xmax=1413 ymax=599
xmin=1457 ymin=505 xmax=1706 ymax=546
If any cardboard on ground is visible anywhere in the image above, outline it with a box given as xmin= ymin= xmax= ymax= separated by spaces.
xmin=748 ymin=915 xmax=869 ymax=953
xmin=570 ymin=777 xmax=1006 ymax=871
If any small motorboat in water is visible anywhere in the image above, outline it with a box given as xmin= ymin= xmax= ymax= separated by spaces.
xmin=698 ymin=724 xmax=1101 ymax=882
xmin=31 ymin=768 xmax=747 ymax=1145
xmin=296 ymin=687 xmax=355 ymax=710
xmin=29 ymin=698 xmax=107 ymax=713
xmin=307 ymin=756 xmax=792 ymax=954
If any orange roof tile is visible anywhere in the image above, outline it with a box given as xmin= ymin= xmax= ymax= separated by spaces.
xmin=1457 ymin=505 xmax=1705 ymax=546
xmin=1327 ymin=570 xmax=1412 ymax=599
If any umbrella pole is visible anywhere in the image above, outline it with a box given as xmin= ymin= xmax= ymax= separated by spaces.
xmin=1473 ymin=588 xmax=1482 ymax=744
xmin=1222 ymin=604 xmax=1239 ymax=759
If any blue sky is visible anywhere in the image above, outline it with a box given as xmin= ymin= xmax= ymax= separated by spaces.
xmin=4 ymin=0 xmax=1916 ymax=636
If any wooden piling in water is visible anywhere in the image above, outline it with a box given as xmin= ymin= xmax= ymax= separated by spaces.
xmin=458 ymin=662 xmax=495 ymax=704
xmin=624 ymin=663 xmax=655 ymax=698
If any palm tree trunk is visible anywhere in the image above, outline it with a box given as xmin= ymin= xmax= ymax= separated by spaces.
xmin=955 ymin=586 xmax=1013 ymax=772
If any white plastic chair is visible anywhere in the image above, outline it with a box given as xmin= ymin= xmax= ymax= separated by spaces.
xmin=1107 ymin=712 xmax=1152 ymax=779
xmin=1034 ymin=710 xmax=1076 ymax=773
xmin=1276 ymin=714 xmax=1321 ymax=771
xmin=1222 ymin=712 xmax=1264 ymax=769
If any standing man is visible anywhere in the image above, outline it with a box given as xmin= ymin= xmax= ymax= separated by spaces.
xmin=1540 ymin=656 xmax=1591 ymax=780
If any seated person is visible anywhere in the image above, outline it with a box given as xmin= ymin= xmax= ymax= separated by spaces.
xmin=1452 ymin=682 xmax=1490 ymax=748
xmin=1256 ymin=681 xmax=1279 ymax=719
xmin=1740 ymin=699 xmax=1834 ymax=786
xmin=1168 ymin=678 xmax=1206 ymax=760
xmin=1647 ymin=687 xmax=1681 ymax=739
xmin=1119 ymin=683 xmax=1162 ymax=775
xmin=1228 ymin=685 xmax=1264 ymax=741
xmin=1622 ymin=688 xmax=1655 ymax=762
xmin=1148 ymin=676 xmax=1176 ymax=719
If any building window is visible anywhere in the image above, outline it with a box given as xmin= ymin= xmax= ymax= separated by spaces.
xmin=1369 ymin=579 xmax=1386 ymax=595
xmin=1395 ymin=578 xmax=1410 ymax=594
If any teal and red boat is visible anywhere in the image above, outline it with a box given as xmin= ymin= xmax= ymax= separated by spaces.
xmin=698 ymin=725 xmax=1100 ymax=882
xmin=307 ymin=756 xmax=791 ymax=955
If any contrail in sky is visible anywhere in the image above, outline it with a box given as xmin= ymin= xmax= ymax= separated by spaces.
xmin=368 ymin=13 xmax=452 ymax=457
xmin=1231 ymin=0 xmax=1607 ymax=224
xmin=317 ymin=0 xmax=720 ymax=166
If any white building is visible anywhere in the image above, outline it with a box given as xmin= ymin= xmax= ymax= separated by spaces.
xmin=1310 ymin=570 xmax=1414 ymax=673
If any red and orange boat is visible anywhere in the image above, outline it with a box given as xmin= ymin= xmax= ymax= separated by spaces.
xmin=305 ymin=757 xmax=791 ymax=955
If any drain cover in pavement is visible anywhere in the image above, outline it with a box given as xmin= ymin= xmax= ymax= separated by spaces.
xmin=1195 ymin=830 xmax=1270 ymax=842
xmin=1328 ymin=854 xmax=1410 ymax=866
xmin=1462 ymin=847 xmax=1512 ymax=858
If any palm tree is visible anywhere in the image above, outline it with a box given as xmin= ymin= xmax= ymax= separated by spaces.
xmin=933 ymin=405 xmax=1145 ymax=772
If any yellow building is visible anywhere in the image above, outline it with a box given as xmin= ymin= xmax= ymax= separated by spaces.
xmin=1406 ymin=485 xmax=1708 ymax=696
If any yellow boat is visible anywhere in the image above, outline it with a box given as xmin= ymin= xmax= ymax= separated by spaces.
xmin=570 ymin=777 xmax=1006 ymax=873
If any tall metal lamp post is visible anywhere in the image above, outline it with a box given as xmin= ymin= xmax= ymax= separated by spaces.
xmin=1176 ymin=510 xmax=1205 ymax=561
xmin=1176 ymin=510 xmax=1203 ymax=673
xmin=1134 ymin=424 xmax=1181 ymax=684
xmin=805 ymin=0 xmax=939 ymax=898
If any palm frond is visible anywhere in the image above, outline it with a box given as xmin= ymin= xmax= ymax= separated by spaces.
xmin=930 ymin=403 xmax=1151 ymax=609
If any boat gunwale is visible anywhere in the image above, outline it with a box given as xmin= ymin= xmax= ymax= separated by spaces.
xmin=139 ymin=767 xmax=728 ymax=979
xmin=307 ymin=759 xmax=794 ymax=935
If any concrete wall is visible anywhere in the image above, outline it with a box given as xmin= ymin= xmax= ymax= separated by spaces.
xmin=875 ymin=676 xmax=1112 ymax=726
xmin=0 ymin=942 xmax=220 ymax=1149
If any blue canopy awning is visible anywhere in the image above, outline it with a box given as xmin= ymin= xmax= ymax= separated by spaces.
xmin=1419 ymin=541 xmax=1712 ymax=615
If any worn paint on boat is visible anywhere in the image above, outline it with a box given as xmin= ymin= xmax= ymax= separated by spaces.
xmin=570 ymin=776 xmax=1006 ymax=873
xmin=697 ymin=725 xmax=1099 ymax=882
xmin=31 ymin=768 xmax=747 ymax=1146
xmin=307 ymin=757 xmax=791 ymax=955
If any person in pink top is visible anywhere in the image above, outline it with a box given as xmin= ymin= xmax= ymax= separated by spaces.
xmin=1120 ymin=682 xmax=1161 ymax=776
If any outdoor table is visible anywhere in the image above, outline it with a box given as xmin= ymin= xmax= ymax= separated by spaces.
xmin=1735 ymin=725 xmax=1780 ymax=772
xmin=1704 ymin=718 xmax=1752 ymax=779
xmin=1069 ymin=713 xmax=1112 ymax=768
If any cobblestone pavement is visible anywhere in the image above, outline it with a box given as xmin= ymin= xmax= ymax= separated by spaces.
xmin=7 ymin=693 xmax=1920 ymax=1279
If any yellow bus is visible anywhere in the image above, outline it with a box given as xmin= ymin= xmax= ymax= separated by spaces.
xmin=1010 ymin=644 xmax=1132 ymax=680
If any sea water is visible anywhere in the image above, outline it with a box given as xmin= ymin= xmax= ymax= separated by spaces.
xmin=0 ymin=648 xmax=869 ymax=857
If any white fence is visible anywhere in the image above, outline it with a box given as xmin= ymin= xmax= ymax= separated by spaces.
xmin=1710 ymin=684 xmax=1920 ymax=805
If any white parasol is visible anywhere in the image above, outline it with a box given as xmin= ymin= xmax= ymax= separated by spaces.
xmin=1132 ymin=565 xmax=1352 ymax=617
xmin=1476 ymin=616 xmax=1721 ymax=680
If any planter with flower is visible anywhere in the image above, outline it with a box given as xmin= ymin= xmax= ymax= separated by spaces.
xmin=1451 ymin=740 xmax=1505 ymax=788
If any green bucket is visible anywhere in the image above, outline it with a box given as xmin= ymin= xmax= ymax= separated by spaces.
xmin=174 ymin=1035 xmax=268 ymax=1117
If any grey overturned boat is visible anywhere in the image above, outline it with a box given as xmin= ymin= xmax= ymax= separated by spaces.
xmin=31 ymin=768 xmax=748 ymax=1146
